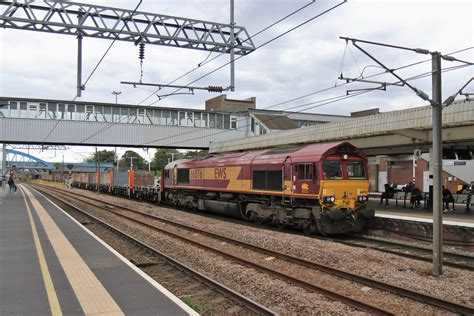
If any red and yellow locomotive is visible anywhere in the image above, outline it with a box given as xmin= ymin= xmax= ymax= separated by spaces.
xmin=161 ymin=142 xmax=374 ymax=234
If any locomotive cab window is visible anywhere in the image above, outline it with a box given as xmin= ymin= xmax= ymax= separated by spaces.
xmin=322 ymin=160 xmax=343 ymax=179
xmin=347 ymin=160 xmax=366 ymax=179
xmin=297 ymin=164 xmax=313 ymax=180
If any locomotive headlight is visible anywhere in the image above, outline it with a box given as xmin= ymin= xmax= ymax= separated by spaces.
xmin=357 ymin=195 xmax=368 ymax=202
xmin=323 ymin=196 xmax=335 ymax=203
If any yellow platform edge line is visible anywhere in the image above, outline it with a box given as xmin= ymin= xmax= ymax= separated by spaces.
xmin=21 ymin=186 xmax=63 ymax=316
xmin=21 ymin=185 xmax=124 ymax=316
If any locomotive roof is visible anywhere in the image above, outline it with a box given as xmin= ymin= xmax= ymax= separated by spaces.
xmin=165 ymin=142 xmax=365 ymax=169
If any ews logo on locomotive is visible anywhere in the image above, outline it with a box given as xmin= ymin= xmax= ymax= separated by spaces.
xmin=214 ymin=167 xmax=227 ymax=179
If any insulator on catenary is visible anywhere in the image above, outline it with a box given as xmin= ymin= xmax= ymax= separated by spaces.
xmin=208 ymin=86 xmax=223 ymax=93
xmin=139 ymin=42 xmax=145 ymax=60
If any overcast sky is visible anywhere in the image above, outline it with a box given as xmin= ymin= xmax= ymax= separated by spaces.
xmin=1 ymin=0 xmax=473 ymax=162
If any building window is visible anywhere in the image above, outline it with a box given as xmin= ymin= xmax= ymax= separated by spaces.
xmin=209 ymin=113 xmax=216 ymax=128
xmin=66 ymin=104 xmax=74 ymax=120
xmin=9 ymin=102 xmax=18 ymax=118
xmin=38 ymin=103 xmax=47 ymax=119
xmin=29 ymin=104 xmax=39 ymax=119
xmin=56 ymin=103 xmax=65 ymax=119
xmin=85 ymin=105 xmax=95 ymax=121
xmin=179 ymin=111 xmax=186 ymax=126
xmin=216 ymin=114 xmax=223 ymax=129
xmin=223 ymin=114 xmax=230 ymax=129
xmin=20 ymin=102 xmax=27 ymax=118
xmin=103 ymin=106 xmax=112 ymax=122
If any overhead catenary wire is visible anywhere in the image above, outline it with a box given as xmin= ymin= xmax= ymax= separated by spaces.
xmin=269 ymin=46 xmax=474 ymax=110
xmin=42 ymin=0 xmax=144 ymax=145
xmin=137 ymin=0 xmax=320 ymax=105
xmin=138 ymin=62 xmax=472 ymax=147
xmin=143 ymin=0 xmax=348 ymax=107
xmin=77 ymin=46 xmax=473 ymax=146
xmin=79 ymin=0 xmax=346 ymax=144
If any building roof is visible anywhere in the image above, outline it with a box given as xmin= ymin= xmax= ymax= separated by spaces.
xmin=253 ymin=114 xmax=298 ymax=130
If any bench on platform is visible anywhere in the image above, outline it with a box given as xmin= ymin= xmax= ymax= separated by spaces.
xmin=375 ymin=191 xmax=428 ymax=209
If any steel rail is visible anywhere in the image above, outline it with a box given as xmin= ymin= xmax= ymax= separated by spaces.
xmin=35 ymin=184 xmax=393 ymax=315
xmin=345 ymin=235 xmax=474 ymax=269
xmin=37 ymin=184 xmax=474 ymax=314
xmin=32 ymin=185 xmax=276 ymax=316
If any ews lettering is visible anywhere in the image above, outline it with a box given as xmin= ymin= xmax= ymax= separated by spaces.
xmin=214 ymin=167 xmax=227 ymax=179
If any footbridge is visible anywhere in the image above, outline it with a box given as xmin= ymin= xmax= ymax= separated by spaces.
xmin=209 ymin=99 xmax=474 ymax=157
xmin=0 ymin=97 xmax=251 ymax=148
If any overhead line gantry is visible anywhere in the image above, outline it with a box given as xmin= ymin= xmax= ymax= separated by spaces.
xmin=0 ymin=1 xmax=255 ymax=96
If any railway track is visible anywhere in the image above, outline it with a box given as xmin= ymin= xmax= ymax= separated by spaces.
xmin=336 ymin=234 xmax=474 ymax=271
xmin=32 ymin=185 xmax=275 ymax=316
xmin=34 ymin=184 xmax=474 ymax=315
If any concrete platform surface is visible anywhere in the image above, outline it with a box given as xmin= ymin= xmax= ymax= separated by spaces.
xmin=0 ymin=184 xmax=197 ymax=315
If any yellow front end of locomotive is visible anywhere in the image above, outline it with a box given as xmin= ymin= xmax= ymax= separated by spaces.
xmin=319 ymin=180 xmax=370 ymax=211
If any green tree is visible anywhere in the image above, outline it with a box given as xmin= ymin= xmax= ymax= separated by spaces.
xmin=84 ymin=149 xmax=116 ymax=163
xmin=149 ymin=149 xmax=209 ymax=174
xmin=184 ymin=150 xmax=208 ymax=159
xmin=151 ymin=149 xmax=179 ymax=172
xmin=119 ymin=150 xmax=145 ymax=171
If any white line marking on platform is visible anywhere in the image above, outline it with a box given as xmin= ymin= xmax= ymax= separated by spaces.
xmin=376 ymin=212 xmax=474 ymax=228
xmin=30 ymin=185 xmax=198 ymax=316
xmin=23 ymin=186 xmax=125 ymax=316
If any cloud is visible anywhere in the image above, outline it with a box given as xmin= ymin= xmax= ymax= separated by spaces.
xmin=1 ymin=0 xmax=473 ymax=161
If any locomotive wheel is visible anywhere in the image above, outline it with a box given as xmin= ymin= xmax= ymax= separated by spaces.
xmin=271 ymin=216 xmax=285 ymax=231
xmin=249 ymin=212 xmax=263 ymax=225
xmin=302 ymin=223 xmax=313 ymax=235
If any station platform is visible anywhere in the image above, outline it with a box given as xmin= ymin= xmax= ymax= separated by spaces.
xmin=0 ymin=184 xmax=197 ymax=315
xmin=367 ymin=199 xmax=474 ymax=228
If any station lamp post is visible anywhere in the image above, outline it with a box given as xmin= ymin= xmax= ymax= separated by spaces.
xmin=112 ymin=91 xmax=121 ymax=104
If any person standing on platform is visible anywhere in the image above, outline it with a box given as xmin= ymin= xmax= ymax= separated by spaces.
xmin=66 ymin=171 xmax=73 ymax=190
xmin=466 ymin=181 xmax=474 ymax=213
xmin=7 ymin=174 xmax=16 ymax=193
